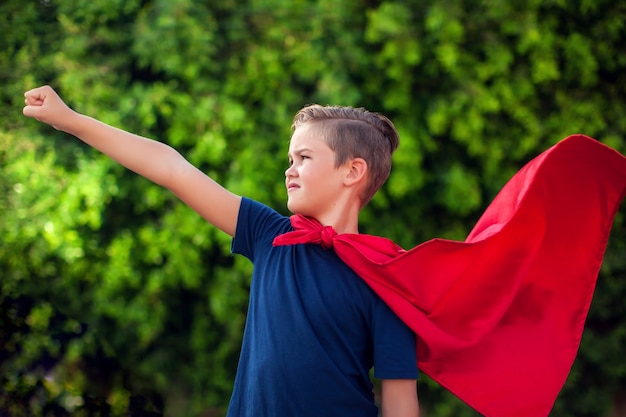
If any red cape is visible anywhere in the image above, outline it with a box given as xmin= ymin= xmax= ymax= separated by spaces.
xmin=273 ymin=135 xmax=626 ymax=417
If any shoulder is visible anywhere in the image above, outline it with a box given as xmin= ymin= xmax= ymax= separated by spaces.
xmin=232 ymin=197 xmax=292 ymax=258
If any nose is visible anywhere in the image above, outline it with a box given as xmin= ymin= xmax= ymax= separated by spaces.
xmin=285 ymin=164 xmax=297 ymax=178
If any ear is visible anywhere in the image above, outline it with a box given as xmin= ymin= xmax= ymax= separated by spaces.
xmin=344 ymin=157 xmax=368 ymax=187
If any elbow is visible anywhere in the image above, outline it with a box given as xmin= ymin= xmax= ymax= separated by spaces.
xmin=153 ymin=145 xmax=190 ymax=189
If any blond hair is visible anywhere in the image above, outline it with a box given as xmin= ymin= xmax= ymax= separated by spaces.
xmin=292 ymin=104 xmax=399 ymax=206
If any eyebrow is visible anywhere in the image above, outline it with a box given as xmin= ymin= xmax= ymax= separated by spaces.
xmin=288 ymin=147 xmax=313 ymax=158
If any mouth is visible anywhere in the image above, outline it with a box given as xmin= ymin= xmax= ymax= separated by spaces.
xmin=287 ymin=183 xmax=300 ymax=192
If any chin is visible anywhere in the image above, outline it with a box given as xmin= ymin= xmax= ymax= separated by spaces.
xmin=287 ymin=200 xmax=312 ymax=217
xmin=286 ymin=200 xmax=298 ymax=214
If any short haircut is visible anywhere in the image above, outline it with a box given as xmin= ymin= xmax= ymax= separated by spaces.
xmin=292 ymin=104 xmax=400 ymax=206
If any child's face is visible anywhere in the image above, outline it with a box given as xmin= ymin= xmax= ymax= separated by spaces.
xmin=285 ymin=123 xmax=348 ymax=217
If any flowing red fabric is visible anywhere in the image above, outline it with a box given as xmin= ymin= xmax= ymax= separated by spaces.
xmin=273 ymin=135 xmax=626 ymax=417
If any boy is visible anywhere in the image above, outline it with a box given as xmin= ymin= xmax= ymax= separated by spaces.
xmin=23 ymin=85 xmax=420 ymax=417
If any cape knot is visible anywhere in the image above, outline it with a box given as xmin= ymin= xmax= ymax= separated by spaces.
xmin=272 ymin=215 xmax=340 ymax=250
xmin=319 ymin=226 xmax=337 ymax=250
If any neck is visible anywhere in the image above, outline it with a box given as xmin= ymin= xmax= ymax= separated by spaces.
xmin=313 ymin=204 xmax=360 ymax=235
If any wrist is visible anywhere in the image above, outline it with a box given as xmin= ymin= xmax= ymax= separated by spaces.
xmin=59 ymin=111 xmax=88 ymax=136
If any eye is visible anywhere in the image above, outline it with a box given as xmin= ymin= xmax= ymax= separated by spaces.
xmin=287 ymin=154 xmax=309 ymax=168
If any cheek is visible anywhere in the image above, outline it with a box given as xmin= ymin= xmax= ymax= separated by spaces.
xmin=304 ymin=173 xmax=326 ymax=192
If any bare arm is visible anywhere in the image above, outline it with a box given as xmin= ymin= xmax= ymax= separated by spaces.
xmin=380 ymin=379 xmax=419 ymax=417
xmin=23 ymin=85 xmax=241 ymax=236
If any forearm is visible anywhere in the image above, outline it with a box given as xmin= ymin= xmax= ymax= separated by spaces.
xmin=64 ymin=113 xmax=185 ymax=188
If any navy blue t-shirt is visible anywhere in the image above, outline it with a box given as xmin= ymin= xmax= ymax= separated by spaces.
xmin=228 ymin=198 xmax=418 ymax=417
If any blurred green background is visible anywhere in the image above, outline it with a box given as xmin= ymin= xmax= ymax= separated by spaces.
xmin=1 ymin=0 xmax=625 ymax=416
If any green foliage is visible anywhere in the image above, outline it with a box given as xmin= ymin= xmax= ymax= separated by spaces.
xmin=1 ymin=0 xmax=625 ymax=416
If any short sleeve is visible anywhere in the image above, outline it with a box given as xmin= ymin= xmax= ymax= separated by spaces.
xmin=232 ymin=197 xmax=292 ymax=262
xmin=372 ymin=299 xmax=419 ymax=380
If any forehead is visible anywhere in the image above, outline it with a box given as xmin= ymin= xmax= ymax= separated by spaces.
xmin=288 ymin=123 xmax=329 ymax=151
